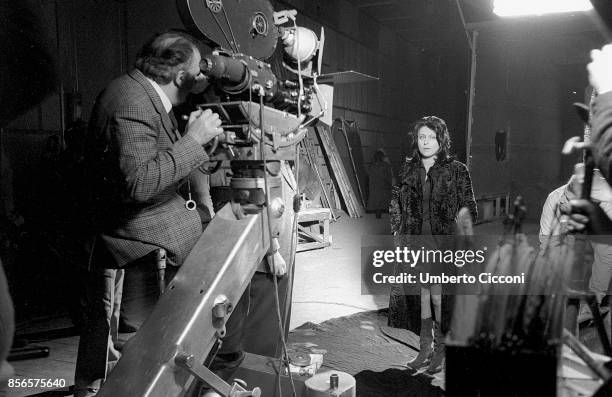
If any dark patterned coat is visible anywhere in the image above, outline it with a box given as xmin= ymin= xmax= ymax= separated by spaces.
xmin=85 ymin=69 xmax=209 ymax=267
xmin=390 ymin=157 xmax=477 ymax=236
xmin=388 ymin=157 xmax=477 ymax=333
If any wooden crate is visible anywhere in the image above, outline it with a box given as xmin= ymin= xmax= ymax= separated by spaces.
xmin=297 ymin=208 xmax=332 ymax=252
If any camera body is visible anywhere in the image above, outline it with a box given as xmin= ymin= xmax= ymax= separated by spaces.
xmin=179 ymin=0 xmax=325 ymax=164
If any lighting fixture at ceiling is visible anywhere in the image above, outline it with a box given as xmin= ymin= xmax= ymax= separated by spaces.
xmin=493 ymin=0 xmax=592 ymax=17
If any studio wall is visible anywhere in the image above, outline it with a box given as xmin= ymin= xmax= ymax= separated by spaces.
xmin=468 ymin=16 xmax=604 ymax=220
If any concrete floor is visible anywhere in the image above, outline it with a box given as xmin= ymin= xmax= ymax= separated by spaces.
xmin=290 ymin=212 xmax=391 ymax=329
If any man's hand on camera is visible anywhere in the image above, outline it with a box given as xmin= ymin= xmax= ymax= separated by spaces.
xmin=563 ymin=198 xmax=612 ymax=235
xmin=588 ymin=44 xmax=612 ymax=95
xmin=186 ymin=108 xmax=223 ymax=146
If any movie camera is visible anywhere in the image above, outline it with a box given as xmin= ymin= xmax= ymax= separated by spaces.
xmin=178 ymin=0 xmax=327 ymax=164
xmin=97 ymin=1 xmax=331 ymax=396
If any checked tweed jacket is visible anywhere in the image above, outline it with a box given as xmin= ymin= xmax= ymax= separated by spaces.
xmin=85 ymin=69 xmax=209 ymax=267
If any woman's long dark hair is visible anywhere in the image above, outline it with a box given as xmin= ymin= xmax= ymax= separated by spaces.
xmin=407 ymin=116 xmax=453 ymax=163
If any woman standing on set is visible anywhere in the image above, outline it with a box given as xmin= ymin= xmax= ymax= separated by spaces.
xmin=388 ymin=116 xmax=477 ymax=374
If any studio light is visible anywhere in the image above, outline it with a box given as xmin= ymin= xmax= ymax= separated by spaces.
xmin=493 ymin=0 xmax=592 ymax=17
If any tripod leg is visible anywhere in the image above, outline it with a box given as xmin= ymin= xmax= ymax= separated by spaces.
xmin=586 ymin=294 xmax=612 ymax=356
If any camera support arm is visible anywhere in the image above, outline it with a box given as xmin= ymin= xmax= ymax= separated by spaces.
xmin=96 ymin=200 xmax=280 ymax=397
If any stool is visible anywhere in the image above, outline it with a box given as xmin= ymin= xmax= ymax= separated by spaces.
xmin=297 ymin=208 xmax=332 ymax=252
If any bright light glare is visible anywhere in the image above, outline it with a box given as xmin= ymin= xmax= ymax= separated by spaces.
xmin=493 ymin=0 xmax=592 ymax=17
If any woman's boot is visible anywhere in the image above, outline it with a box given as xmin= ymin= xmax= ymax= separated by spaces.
xmin=427 ymin=321 xmax=445 ymax=374
xmin=407 ymin=318 xmax=433 ymax=370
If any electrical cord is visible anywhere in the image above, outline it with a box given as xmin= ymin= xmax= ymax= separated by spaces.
xmin=284 ymin=143 xmax=300 ymax=329
xmin=205 ymin=339 xmax=223 ymax=369
xmin=277 ymin=146 xmax=301 ymax=397
xmin=237 ymin=53 xmax=307 ymax=396
xmin=257 ymin=92 xmax=287 ymax=397
xmin=259 ymin=93 xmax=298 ymax=397
xmin=273 ymin=271 xmax=297 ymax=397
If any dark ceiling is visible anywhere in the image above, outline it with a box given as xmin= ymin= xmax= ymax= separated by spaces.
xmin=347 ymin=0 xmax=602 ymax=52
xmin=347 ymin=0 xmax=495 ymax=50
